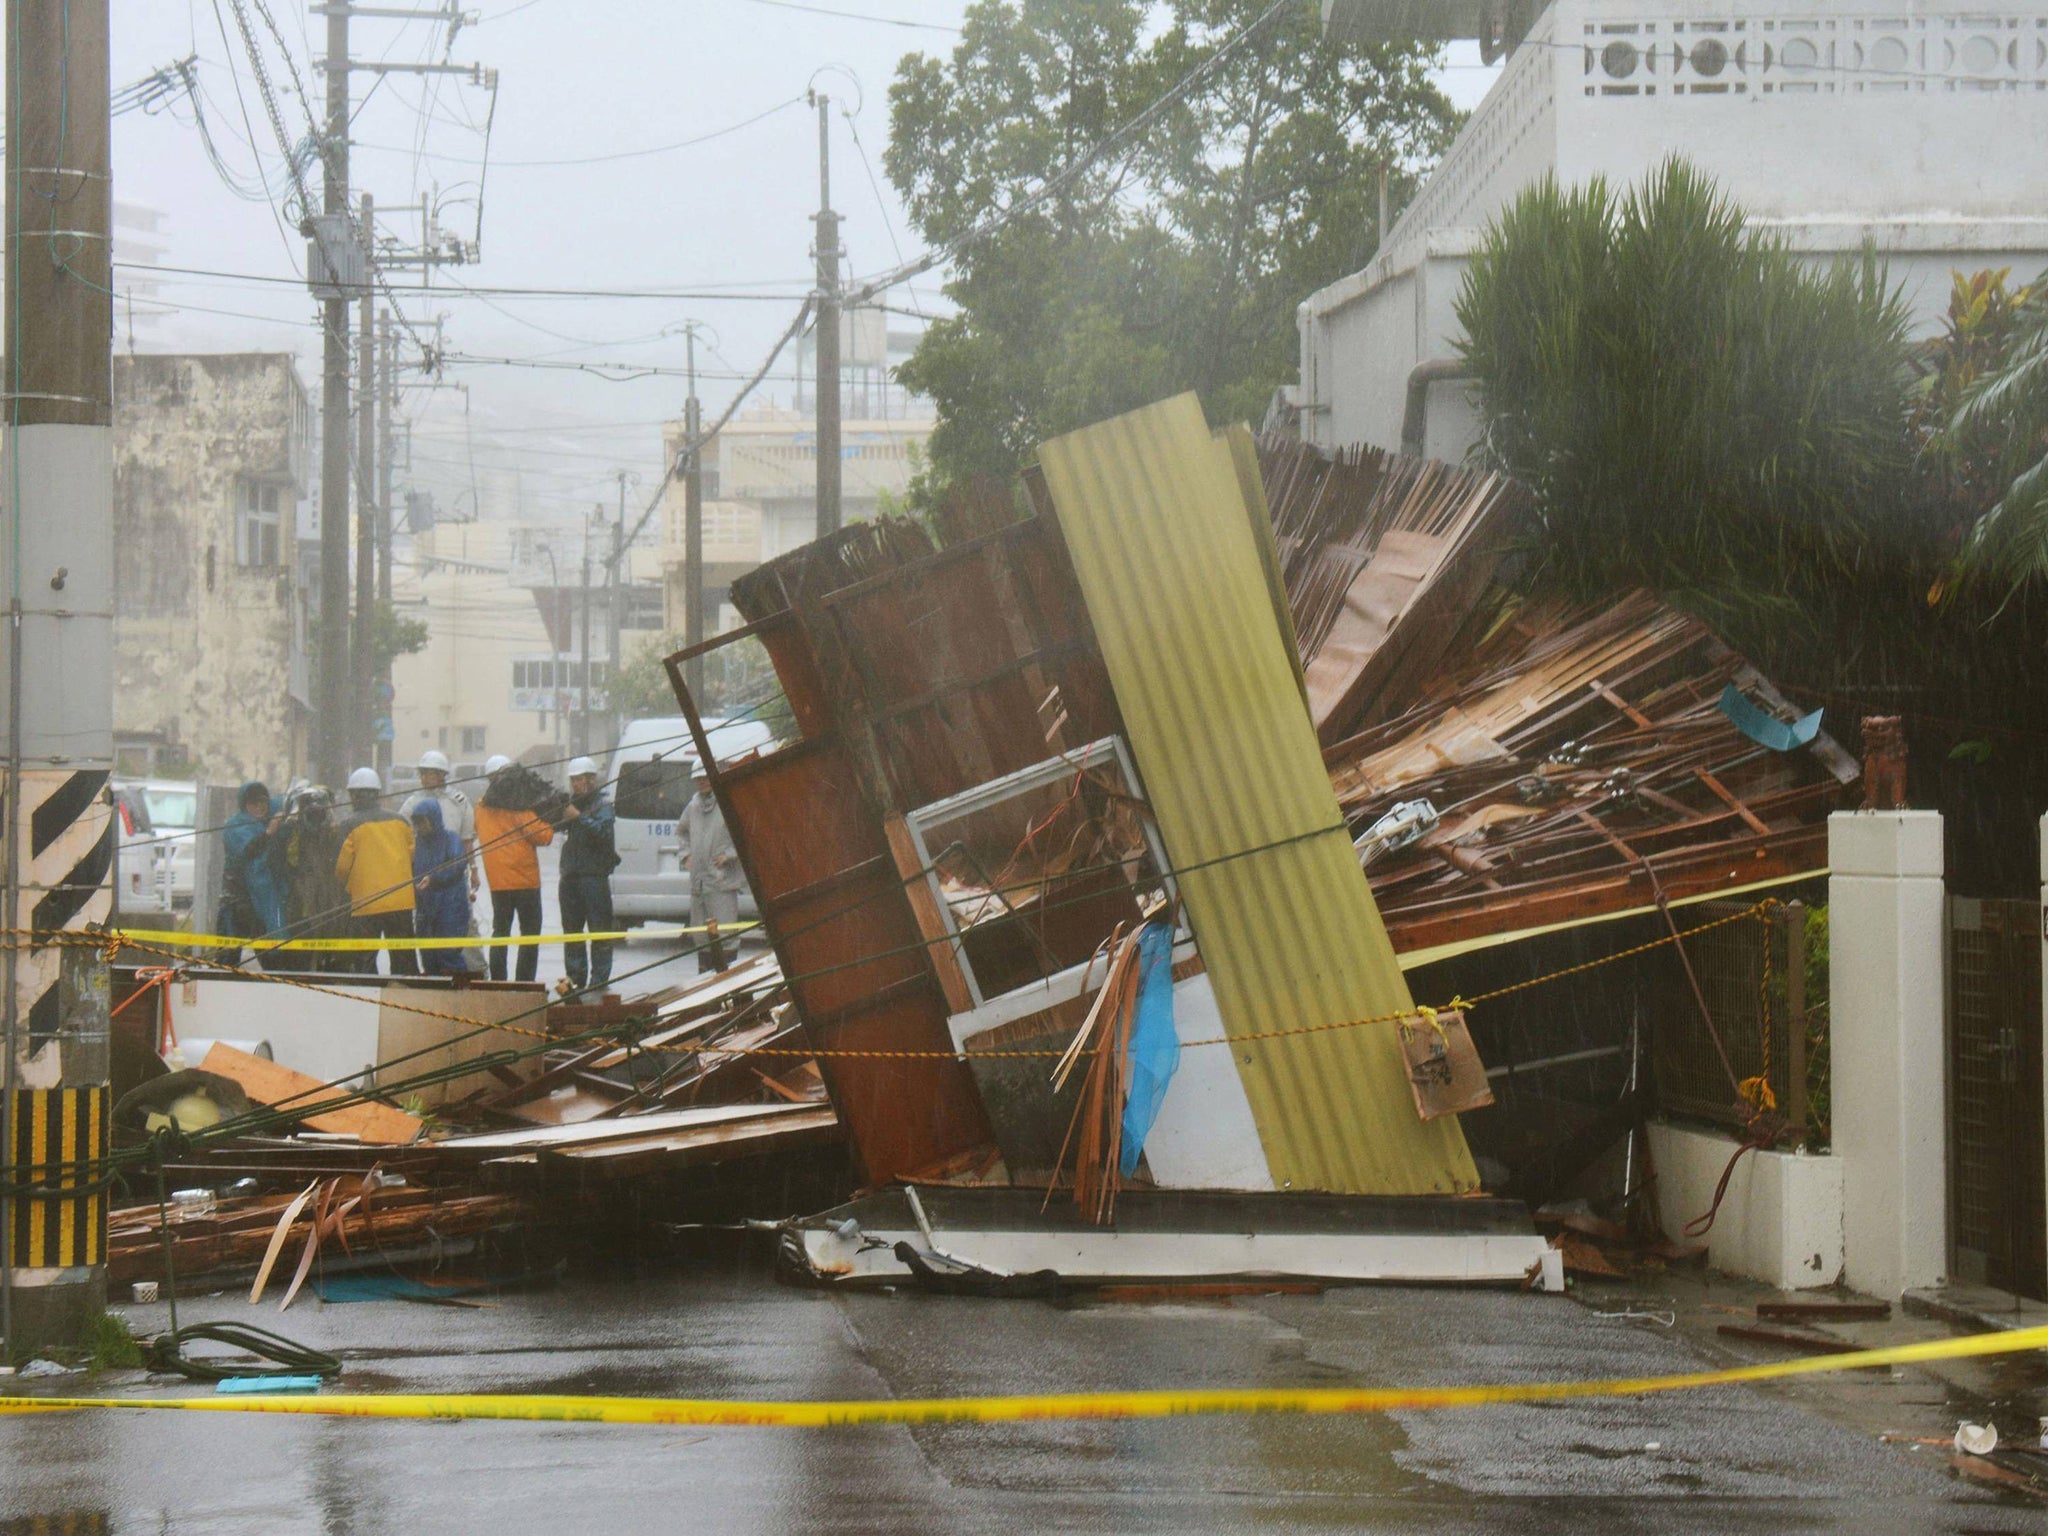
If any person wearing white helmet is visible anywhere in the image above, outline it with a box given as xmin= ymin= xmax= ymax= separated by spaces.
xmin=555 ymin=755 xmax=618 ymax=994
xmin=333 ymin=767 xmax=418 ymax=975
xmin=474 ymin=753 xmax=554 ymax=982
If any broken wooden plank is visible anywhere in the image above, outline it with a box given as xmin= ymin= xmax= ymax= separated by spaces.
xmin=1715 ymin=1323 xmax=1871 ymax=1356
xmin=200 ymin=1042 xmax=423 ymax=1146
xmin=1754 ymin=1300 xmax=1892 ymax=1323
xmin=1694 ymin=768 xmax=1773 ymax=837
xmin=883 ymin=811 xmax=975 ymax=1015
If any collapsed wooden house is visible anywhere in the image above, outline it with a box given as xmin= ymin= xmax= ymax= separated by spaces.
xmin=657 ymin=394 xmax=1850 ymax=1287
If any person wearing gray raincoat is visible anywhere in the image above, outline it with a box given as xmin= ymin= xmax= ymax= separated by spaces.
xmin=682 ymin=766 xmax=743 ymax=973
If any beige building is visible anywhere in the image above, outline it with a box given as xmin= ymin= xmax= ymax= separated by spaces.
xmin=659 ymin=405 xmax=935 ymax=634
xmin=112 ymin=352 xmax=315 ymax=785
xmin=393 ymin=518 xmax=665 ymax=770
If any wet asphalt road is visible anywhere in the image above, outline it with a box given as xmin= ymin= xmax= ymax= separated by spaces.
xmin=5 ymin=1248 xmax=2044 ymax=1535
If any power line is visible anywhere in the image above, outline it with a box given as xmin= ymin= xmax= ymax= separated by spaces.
xmin=609 ymin=297 xmax=817 ymax=574
xmin=116 ymin=260 xmax=813 ymax=302
xmin=438 ymin=350 xmax=819 ymax=383
xmin=839 ymin=101 xmax=922 ymax=319
xmin=201 ymin=5 xmax=302 ymax=262
xmin=355 ymin=91 xmax=808 ymax=168
xmin=744 ymin=0 xmax=960 ymax=30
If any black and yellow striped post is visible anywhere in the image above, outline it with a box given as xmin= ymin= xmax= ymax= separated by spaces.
xmin=3 ymin=937 xmax=115 ymax=1352
xmin=6 ymin=1083 xmax=108 ymax=1271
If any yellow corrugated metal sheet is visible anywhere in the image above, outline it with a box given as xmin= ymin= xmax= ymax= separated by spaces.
xmin=1222 ymin=423 xmax=1309 ymax=712
xmin=1039 ymin=395 xmax=1478 ymax=1196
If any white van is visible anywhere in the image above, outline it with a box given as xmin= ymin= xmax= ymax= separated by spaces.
xmin=610 ymin=715 xmax=772 ymax=924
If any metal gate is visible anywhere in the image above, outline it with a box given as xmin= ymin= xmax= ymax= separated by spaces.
xmin=1947 ymin=897 xmax=2046 ymax=1300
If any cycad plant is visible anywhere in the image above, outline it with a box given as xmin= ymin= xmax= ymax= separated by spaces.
xmin=1455 ymin=160 xmax=1916 ymax=606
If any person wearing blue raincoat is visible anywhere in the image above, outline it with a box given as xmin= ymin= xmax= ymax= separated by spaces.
xmin=220 ymin=781 xmax=287 ymax=966
xmin=409 ymin=797 xmax=471 ymax=977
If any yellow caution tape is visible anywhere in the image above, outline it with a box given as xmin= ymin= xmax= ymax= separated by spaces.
xmin=111 ymin=923 xmax=758 ymax=953
xmin=5 ymin=1323 xmax=2045 ymax=1426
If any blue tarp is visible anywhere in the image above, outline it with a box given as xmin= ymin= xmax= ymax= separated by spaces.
xmin=1718 ymin=683 xmax=1823 ymax=753
xmin=1120 ymin=921 xmax=1180 ymax=1178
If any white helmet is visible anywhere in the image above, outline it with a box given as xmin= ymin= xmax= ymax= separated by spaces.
xmin=347 ymin=767 xmax=382 ymax=791
xmin=483 ymin=754 xmax=512 ymax=776
xmin=566 ymin=756 xmax=599 ymax=778
xmin=418 ymin=749 xmax=451 ymax=773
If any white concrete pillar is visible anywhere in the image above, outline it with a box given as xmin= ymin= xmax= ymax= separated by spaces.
xmin=1829 ymin=811 xmax=1947 ymax=1298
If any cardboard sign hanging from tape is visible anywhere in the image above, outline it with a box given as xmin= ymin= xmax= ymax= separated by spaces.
xmin=1397 ymin=1010 xmax=1494 ymax=1121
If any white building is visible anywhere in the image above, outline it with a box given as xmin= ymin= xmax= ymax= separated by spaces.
xmin=1302 ymin=0 xmax=2048 ymax=458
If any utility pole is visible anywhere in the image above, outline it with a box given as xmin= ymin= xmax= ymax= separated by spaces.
xmin=305 ymin=2 xmax=488 ymax=785
xmin=811 ymin=91 xmax=841 ymax=541
xmin=610 ymin=470 xmax=628 ymax=747
xmin=315 ymin=0 xmax=353 ymax=787
xmin=577 ymin=521 xmax=594 ymax=757
xmin=681 ymin=323 xmax=706 ymax=700
xmin=376 ymin=311 xmax=395 ymax=775
xmin=2 ymin=0 xmax=115 ymax=1356
xmin=353 ymin=192 xmax=377 ymax=773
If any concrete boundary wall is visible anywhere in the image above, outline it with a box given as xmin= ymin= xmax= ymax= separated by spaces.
xmin=1647 ymin=1122 xmax=1842 ymax=1289
xmin=1644 ymin=811 xmax=1959 ymax=1297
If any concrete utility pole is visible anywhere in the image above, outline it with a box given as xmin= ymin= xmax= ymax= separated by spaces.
xmin=353 ymin=193 xmax=377 ymax=773
xmin=577 ymin=521 xmax=594 ymax=758
xmin=681 ymin=323 xmax=706 ymax=700
xmin=540 ymin=545 xmax=562 ymax=755
xmin=2 ymin=0 xmax=115 ymax=1356
xmin=315 ymin=0 xmax=353 ymax=787
xmin=305 ymin=3 xmax=488 ymax=784
xmin=610 ymin=470 xmax=628 ymax=746
xmin=375 ymin=311 xmax=395 ymax=775
xmin=812 ymin=91 xmax=841 ymax=541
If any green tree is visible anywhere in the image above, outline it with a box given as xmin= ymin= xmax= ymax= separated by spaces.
xmin=1454 ymin=166 xmax=2048 ymax=893
xmin=372 ymin=600 xmax=429 ymax=673
xmin=608 ymin=629 xmax=791 ymax=733
xmin=1454 ymin=160 xmax=1917 ymax=605
xmin=885 ymin=0 xmax=1460 ymax=495
xmin=610 ymin=630 xmax=688 ymax=722
xmin=1910 ymin=269 xmax=2040 ymax=546
xmin=1950 ymin=276 xmax=2048 ymax=589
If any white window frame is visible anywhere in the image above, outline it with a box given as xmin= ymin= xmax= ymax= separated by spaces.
xmin=236 ymin=479 xmax=283 ymax=568
xmin=900 ymin=734 xmax=1185 ymax=1010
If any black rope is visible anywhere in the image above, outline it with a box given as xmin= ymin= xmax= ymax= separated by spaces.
xmin=144 ymin=1321 xmax=342 ymax=1383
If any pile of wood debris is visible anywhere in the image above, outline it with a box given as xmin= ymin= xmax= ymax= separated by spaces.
xmin=107 ymin=950 xmax=834 ymax=1291
xmin=1260 ymin=436 xmax=1856 ymax=956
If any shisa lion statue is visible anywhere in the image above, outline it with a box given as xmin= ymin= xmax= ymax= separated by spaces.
xmin=1860 ymin=715 xmax=1907 ymax=811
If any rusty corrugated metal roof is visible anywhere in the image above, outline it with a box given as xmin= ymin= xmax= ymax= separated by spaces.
xmin=1038 ymin=394 xmax=1478 ymax=1196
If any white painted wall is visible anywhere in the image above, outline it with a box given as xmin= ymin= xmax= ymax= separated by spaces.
xmin=1299 ymin=0 xmax=2048 ymax=456
xmin=1136 ymin=972 xmax=1277 ymax=1192
xmin=1829 ymin=810 xmax=1949 ymax=1297
xmin=1647 ymin=1122 xmax=1842 ymax=1289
